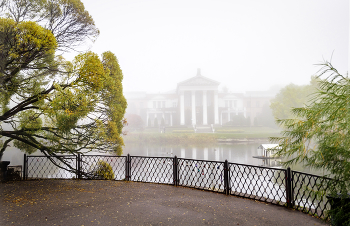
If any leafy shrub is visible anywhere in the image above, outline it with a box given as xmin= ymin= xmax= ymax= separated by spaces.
xmin=94 ymin=160 xmax=115 ymax=180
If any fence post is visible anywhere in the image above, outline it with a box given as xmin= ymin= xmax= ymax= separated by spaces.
xmin=224 ymin=160 xmax=230 ymax=195
xmin=129 ymin=154 xmax=132 ymax=181
xmin=125 ymin=154 xmax=130 ymax=181
xmin=77 ymin=153 xmax=82 ymax=179
xmin=23 ymin=154 xmax=27 ymax=180
xmin=173 ymin=156 xmax=178 ymax=186
xmin=286 ymin=167 xmax=292 ymax=208
xmin=291 ymin=169 xmax=294 ymax=206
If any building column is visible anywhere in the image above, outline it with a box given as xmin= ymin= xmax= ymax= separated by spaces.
xmin=146 ymin=112 xmax=149 ymax=127
xmin=181 ymin=148 xmax=185 ymax=158
xmin=202 ymin=90 xmax=208 ymax=125
xmin=191 ymin=90 xmax=196 ymax=125
xmin=180 ymin=92 xmax=185 ymax=125
xmin=214 ymin=90 xmax=219 ymax=124
xmin=192 ymin=147 xmax=196 ymax=159
xmin=170 ymin=113 xmax=173 ymax=126
xmin=220 ymin=112 xmax=222 ymax=125
xmin=228 ymin=110 xmax=231 ymax=122
xmin=204 ymin=148 xmax=208 ymax=160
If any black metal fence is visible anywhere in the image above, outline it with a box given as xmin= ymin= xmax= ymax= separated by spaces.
xmin=23 ymin=154 xmax=331 ymax=219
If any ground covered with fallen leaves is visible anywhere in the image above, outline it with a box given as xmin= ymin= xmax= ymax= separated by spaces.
xmin=0 ymin=180 xmax=328 ymax=225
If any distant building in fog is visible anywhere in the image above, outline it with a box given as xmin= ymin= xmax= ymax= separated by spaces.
xmin=125 ymin=69 xmax=275 ymax=127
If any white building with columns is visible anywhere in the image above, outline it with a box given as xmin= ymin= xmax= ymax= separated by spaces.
xmin=125 ymin=69 xmax=261 ymax=127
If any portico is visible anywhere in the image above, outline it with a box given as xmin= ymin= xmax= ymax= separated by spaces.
xmin=125 ymin=69 xmax=251 ymax=128
xmin=177 ymin=69 xmax=220 ymax=126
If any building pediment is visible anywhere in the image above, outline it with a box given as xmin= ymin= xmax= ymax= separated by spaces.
xmin=177 ymin=69 xmax=220 ymax=89
xmin=178 ymin=75 xmax=220 ymax=87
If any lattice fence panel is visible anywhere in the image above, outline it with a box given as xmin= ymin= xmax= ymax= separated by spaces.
xmin=27 ymin=156 xmax=76 ymax=179
xmin=229 ymin=163 xmax=286 ymax=205
xmin=130 ymin=157 xmax=173 ymax=184
xmin=81 ymin=155 xmax=126 ymax=180
xmin=178 ymin=159 xmax=225 ymax=192
xmin=292 ymin=171 xmax=331 ymax=219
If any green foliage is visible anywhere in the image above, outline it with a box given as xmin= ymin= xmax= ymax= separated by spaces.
xmin=94 ymin=160 xmax=115 ymax=180
xmin=0 ymin=0 xmax=126 ymax=164
xmin=0 ymin=0 xmax=99 ymax=50
xmin=270 ymin=77 xmax=319 ymax=120
xmin=271 ymin=62 xmax=350 ymax=221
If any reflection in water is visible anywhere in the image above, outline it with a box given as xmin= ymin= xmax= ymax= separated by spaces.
xmin=124 ymin=142 xmax=265 ymax=165
xmin=123 ymin=142 xmax=325 ymax=175
xmin=261 ymin=158 xmax=282 ymax=168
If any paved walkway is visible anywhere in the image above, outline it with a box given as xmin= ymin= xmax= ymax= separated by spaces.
xmin=0 ymin=180 xmax=329 ymax=226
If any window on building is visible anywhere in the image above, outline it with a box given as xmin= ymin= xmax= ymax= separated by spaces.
xmin=247 ymin=101 xmax=251 ymax=107
xmin=234 ymin=100 xmax=237 ymax=108
xmin=256 ymin=101 xmax=260 ymax=107
xmin=173 ymin=102 xmax=177 ymax=107
xmin=162 ymin=101 xmax=165 ymax=108
xmin=153 ymin=101 xmax=156 ymax=108
xmin=157 ymin=101 xmax=161 ymax=108
xmin=229 ymin=100 xmax=233 ymax=108
xmin=225 ymin=100 xmax=228 ymax=108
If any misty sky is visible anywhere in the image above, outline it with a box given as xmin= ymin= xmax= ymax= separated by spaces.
xmin=77 ymin=0 xmax=348 ymax=93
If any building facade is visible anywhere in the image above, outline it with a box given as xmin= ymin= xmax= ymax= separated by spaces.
xmin=125 ymin=69 xmax=274 ymax=127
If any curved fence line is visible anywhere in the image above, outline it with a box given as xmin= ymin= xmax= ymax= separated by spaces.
xmin=23 ymin=154 xmax=331 ymax=219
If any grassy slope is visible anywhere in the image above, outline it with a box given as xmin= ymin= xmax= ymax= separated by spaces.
xmin=123 ymin=126 xmax=281 ymax=144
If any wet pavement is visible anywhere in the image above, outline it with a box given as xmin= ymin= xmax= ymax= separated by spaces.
xmin=0 ymin=180 xmax=329 ymax=226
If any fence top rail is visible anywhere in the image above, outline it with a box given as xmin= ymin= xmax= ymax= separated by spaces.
xmin=128 ymin=155 xmax=173 ymax=159
xmin=228 ymin=161 xmax=288 ymax=172
xmin=82 ymin=155 xmax=126 ymax=158
xmin=27 ymin=154 xmax=127 ymax=158
xmin=178 ymin=157 xmax=224 ymax=164
xmin=292 ymin=170 xmax=333 ymax=180
xmin=27 ymin=155 xmax=77 ymax=158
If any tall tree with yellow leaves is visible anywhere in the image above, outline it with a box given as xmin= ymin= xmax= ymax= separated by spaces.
xmin=0 ymin=0 xmax=127 ymax=171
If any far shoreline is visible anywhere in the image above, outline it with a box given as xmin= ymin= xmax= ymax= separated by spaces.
xmin=122 ymin=126 xmax=280 ymax=145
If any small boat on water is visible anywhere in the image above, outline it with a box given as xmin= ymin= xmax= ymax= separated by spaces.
xmin=253 ymin=144 xmax=281 ymax=159
xmin=253 ymin=144 xmax=282 ymax=168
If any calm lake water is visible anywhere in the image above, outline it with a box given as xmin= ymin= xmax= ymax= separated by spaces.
xmin=2 ymin=141 xmax=325 ymax=176
xmin=124 ymin=142 xmax=264 ymax=165
xmin=123 ymin=142 xmax=325 ymax=175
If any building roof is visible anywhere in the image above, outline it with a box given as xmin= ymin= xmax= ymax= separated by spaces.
xmin=177 ymin=69 xmax=220 ymax=88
